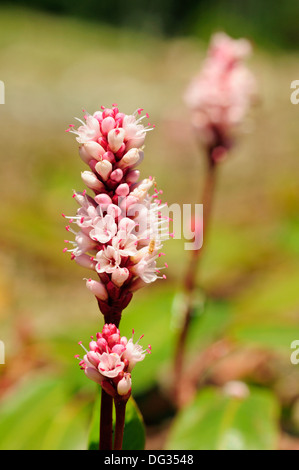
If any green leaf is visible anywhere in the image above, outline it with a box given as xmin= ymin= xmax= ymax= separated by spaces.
xmin=232 ymin=324 xmax=299 ymax=355
xmin=229 ymin=261 xmax=299 ymax=354
xmin=88 ymin=389 xmax=145 ymax=450
xmin=0 ymin=374 xmax=90 ymax=450
xmin=165 ymin=387 xmax=279 ymax=450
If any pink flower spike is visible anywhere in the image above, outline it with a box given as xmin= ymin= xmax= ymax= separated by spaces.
xmin=63 ymin=104 xmax=170 ymax=325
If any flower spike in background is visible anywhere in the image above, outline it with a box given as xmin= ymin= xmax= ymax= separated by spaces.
xmin=174 ymin=33 xmax=257 ymax=407
xmin=184 ymin=32 xmax=257 ymax=164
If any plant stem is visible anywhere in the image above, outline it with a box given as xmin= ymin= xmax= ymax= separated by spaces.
xmin=113 ymin=398 xmax=128 ymax=450
xmin=99 ymin=388 xmax=113 ymax=450
xmin=174 ymin=157 xmax=217 ymax=405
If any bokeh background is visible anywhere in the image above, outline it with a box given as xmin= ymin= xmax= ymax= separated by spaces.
xmin=1 ymin=0 xmax=299 ymax=450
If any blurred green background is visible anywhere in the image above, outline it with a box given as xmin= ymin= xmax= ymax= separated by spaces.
xmin=1 ymin=1 xmax=299 ymax=450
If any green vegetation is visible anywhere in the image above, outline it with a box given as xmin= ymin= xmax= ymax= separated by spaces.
xmin=1 ymin=6 xmax=299 ymax=449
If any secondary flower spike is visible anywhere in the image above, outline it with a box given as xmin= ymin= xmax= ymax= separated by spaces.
xmin=63 ymin=105 xmax=169 ymax=325
xmin=184 ymin=32 xmax=257 ymax=162
xmin=76 ymin=324 xmax=151 ymax=399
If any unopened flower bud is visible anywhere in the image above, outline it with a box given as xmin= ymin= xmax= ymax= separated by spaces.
xmin=126 ymin=169 xmax=140 ymax=184
xmin=79 ymin=145 xmax=93 ymax=164
xmin=83 ymin=141 xmax=105 ymax=161
xmin=85 ymin=278 xmax=108 ymax=301
xmin=101 ymin=116 xmax=116 ymax=135
xmin=110 ymin=168 xmax=123 ymax=183
xmin=81 ymin=171 xmax=105 ymax=191
xmin=94 ymin=193 xmax=112 ymax=208
xmin=111 ymin=267 xmax=129 ymax=287
xmin=115 ymin=183 xmax=129 ymax=197
xmin=118 ymin=148 xmax=141 ymax=169
xmin=108 ymin=128 xmax=125 ymax=152
xmin=85 ymin=367 xmax=103 ymax=385
xmin=102 ymin=151 xmax=115 ymax=164
xmin=117 ymin=374 xmax=132 ymax=396
xmin=95 ymin=160 xmax=113 ymax=181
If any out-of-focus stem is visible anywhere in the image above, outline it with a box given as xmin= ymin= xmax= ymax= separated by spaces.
xmin=99 ymin=389 xmax=113 ymax=450
xmin=113 ymin=398 xmax=128 ymax=450
xmin=174 ymin=157 xmax=217 ymax=405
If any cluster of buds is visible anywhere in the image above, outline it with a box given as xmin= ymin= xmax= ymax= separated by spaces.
xmin=184 ymin=32 xmax=257 ymax=162
xmin=63 ymin=105 xmax=170 ymax=325
xmin=76 ymin=324 xmax=150 ymax=400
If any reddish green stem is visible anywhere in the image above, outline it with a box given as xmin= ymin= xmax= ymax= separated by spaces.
xmin=113 ymin=397 xmax=128 ymax=450
xmin=174 ymin=158 xmax=217 ymax=405
xmin=99 ymin=389 xmax=113 ymax=450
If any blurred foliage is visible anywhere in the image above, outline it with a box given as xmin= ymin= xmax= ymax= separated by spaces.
xmin=166 ymin=387 xmax=279 ymax=450
xmin=0 ymin=374 xmax=92 ymax=449
xmin=0 ymin=5 xmax=299 ymax=449
xmin=2 ymin=0 xmax=299 ymax=49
